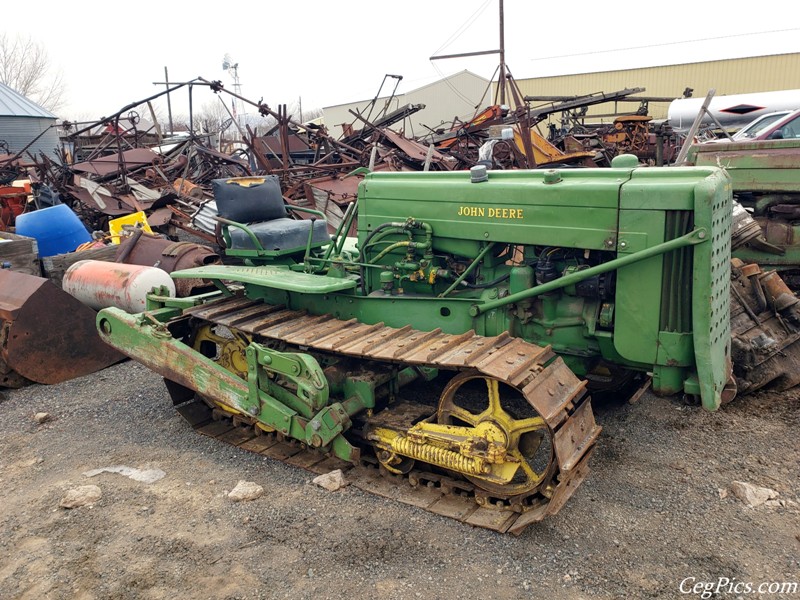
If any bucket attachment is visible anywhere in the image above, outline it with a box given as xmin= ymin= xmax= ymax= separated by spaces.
xmin=0 ymin=270 xmax=125 ymax=387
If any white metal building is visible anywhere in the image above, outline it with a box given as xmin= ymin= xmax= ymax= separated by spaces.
xmin=322 ymin=70 xmax=490 ymax=139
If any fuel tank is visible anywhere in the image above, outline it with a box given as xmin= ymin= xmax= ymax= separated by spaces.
xmin=668 ymin=89 xmax=800 ymax=132
xmin=63 ymin=260 xmax=175 ymax=313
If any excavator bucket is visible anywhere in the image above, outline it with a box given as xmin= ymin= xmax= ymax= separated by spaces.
xmin=0 ymin=270 xmax=124 ymax=387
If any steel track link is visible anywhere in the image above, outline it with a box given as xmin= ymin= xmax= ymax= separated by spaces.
xmin=178 ymin=294 xmax=601 ymax=534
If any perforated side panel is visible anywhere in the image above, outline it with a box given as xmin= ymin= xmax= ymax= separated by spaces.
xmin=709 ymin=199 xmax=732 ymax=351
xmin=692 ymin=173 xmax=732 ymax=410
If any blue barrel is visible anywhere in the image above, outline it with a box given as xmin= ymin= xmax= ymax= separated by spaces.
xmin=15 ymin=204 xmax=92 ymax=257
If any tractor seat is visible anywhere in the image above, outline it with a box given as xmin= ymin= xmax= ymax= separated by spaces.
xmin=227 ymin=217 xmax=330 ymax=251
xmin=213 ymin=176 xmax=330 ymax=255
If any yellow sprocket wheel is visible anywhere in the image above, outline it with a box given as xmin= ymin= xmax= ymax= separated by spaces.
xmin=192 ymin=324 xmax=250 ymax=379
xmin=437 ymin=372 xmax=555 ymax=496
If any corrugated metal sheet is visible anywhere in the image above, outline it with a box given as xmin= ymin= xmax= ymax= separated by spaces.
xmin=323 ymin=96 xmax=402 ymax=139
xmin=0 ymin=116 xmax=60 ymax=159
xmin=513 ymin=53 xmax=800 ymax=125
xmin=0 ymin=82 xmax=56 ymax=119
xmin=323 ymin=70 xmax=489 ymax=138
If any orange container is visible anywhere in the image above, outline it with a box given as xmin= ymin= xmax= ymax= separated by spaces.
xmin=0 ymin=186 xmax=27 ymax=230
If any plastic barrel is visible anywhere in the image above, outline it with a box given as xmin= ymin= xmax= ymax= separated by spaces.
xmin=15 ymin=204 xmax=91 ymax=257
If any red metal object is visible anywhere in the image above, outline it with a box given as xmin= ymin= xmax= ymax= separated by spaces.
xmin=71 ymin=148 xmax=161 ymax=177
xmin=751 ymin=108 xmax=800 ymax=141
xmin=0 ymin=187 xmax=27 ymax=230
xmin=115 ymin=233 xmax=219 ymax=296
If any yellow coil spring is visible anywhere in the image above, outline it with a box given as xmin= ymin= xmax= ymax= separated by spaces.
xmin=392 ymin=436 xmax=485 ymax=476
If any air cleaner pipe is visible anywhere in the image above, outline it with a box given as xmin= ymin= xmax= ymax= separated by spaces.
xmin=335 ymin=200 xmax=358 ymax=256
xmin=439 ymin=242 xmax=496 ymax=298
xmin=469 ymin=228 xmax=709 ymax=317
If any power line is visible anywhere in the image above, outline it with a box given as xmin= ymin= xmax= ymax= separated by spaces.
xmin=432 ymin=0 xmax=493 ymax=57
xmin=530 ymin=28 xmax=800 ymax=62
xmin=431 ymin=62 xmax=480 ymax=106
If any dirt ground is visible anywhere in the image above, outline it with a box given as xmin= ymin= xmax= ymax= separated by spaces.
xmin=0 ymin=360 xmax=798 ymax=600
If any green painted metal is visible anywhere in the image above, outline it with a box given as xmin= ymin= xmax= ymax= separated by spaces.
xmin=96 ymin=308 xmax=250 ymax=411
xmin=688 ymin=139 xmax=800 ymax=277
xmin=305 ymin=403 xmax=352 ymax=449
xmin=612 ymin=209 xmax=666 ymax=365
xmin=174 ymin=265 xmax=358 ymax=293
xmin=655 ymin=332 xmax=695 ymax=367
xmin=247 ymin=343 xmax=329 ymax=417
xmin=243 ymin=343 xmax=361 ymax=462
xmin=688 ymin=139 xmax=800 ymax=193
xmin=359 ymin=168 xmax=627 ymax=260
xmin=100 ymin=160 xmax=734 ymax=414
xmin=244 ymin=287 xmax=487 ymax=336
xmin=690 ymin=172 xmax=732 ymax=411
xmin=733 ymin=246 xmax=800 ymax=271
xmin=145 ymin=289 xmax=220 ymax=312
xmin=97 ymin=307 xmax=364 ymax=464
xmin=440 ymin=242 xmax=496 ymax=298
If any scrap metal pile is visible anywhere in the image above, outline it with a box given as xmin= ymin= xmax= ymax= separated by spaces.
xmin=22 ymin=84 xmax=626 ymax=239
xmin=3 ymin=75 xmax=686 ymax=249
xmin=0 ymin=76 xmax=794 ymax=398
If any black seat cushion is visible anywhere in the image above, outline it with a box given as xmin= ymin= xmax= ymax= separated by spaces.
xmin=228 ymin=218 xmax=330 ymax=252
xmin=213 ymin=176 xmax=286 ymax=222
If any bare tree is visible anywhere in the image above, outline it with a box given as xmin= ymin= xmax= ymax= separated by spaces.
xmin=169 ymin=114 xmax=191 ymax=133
xmin=0 ymin=33 xmax=66 ymax=113
xmin=195 ymin=99 xmax=231 ymax=135
xmin=299 ymin=106 xmax=323 ymax=122
xmin=283 ymin=100 xmax=322 ymax=124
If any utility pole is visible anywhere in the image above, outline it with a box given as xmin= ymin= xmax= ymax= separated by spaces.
xmin=163 ymin=66 xmax=174 ymax=135
xmin=430 ymin=0 xmax=506 ymax=104
xmin=498 ymin=0 xmax=506 ymax=105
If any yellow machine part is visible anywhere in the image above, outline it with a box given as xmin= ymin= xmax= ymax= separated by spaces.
xmin=513 ymin=129 xmax=595 ymax=166
xmin=371 ymin=424 xmax=502 ymax=482
xmin=192 ymin=325 xmax=249 ymax=378
xmin=370 ymin=414 xmax=529 ymax=485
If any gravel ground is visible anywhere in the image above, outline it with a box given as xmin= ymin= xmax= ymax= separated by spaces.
xmin=0 ymin=360 xmax=798 ymax=600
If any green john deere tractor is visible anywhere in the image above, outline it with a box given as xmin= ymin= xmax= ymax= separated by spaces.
xmin=97 ymin=154 xmax=749 ymax=533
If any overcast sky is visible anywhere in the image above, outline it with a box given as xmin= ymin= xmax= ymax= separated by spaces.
xmin=5 ymin=0 xmax=799 ymax=122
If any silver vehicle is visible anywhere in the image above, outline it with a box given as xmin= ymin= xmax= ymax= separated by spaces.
xmin=702 ymin=111 xmax=793 ymax=144
xmin=731 ymin=111 xmax=792 ymax=140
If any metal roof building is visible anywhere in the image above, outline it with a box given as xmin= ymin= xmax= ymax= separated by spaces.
xmin=513 ymin=52 xmax=800 ymax=127
xmin=323 ymin=70 xmax=490 ymax=139
xmin=0 ymin=82 xmax=60 ymax=159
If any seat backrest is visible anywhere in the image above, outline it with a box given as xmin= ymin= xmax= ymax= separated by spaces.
xmin=213 ymin=176 xmax=286 ymax=223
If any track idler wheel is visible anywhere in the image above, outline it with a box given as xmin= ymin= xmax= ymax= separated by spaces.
xmin=437 ymin=372 xmax=555 ymax=497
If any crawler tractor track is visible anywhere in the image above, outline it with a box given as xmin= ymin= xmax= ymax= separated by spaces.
xmin=176 ymin=295 xmax=601 ymax=534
